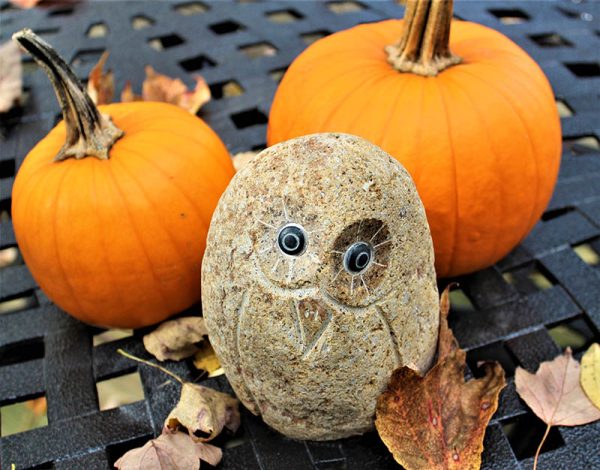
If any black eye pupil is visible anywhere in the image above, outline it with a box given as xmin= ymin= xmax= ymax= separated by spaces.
xmin=344 ymin=242 xmax=373 ymax=274
xmin=278 ymin=225 xmax=307 ymax=256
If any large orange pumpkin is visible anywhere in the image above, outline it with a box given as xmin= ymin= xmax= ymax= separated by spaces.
xmin=12 ymin=30 xmax=234 ymax=328
xmin=268 ymin=0 xmax=561 ymax=277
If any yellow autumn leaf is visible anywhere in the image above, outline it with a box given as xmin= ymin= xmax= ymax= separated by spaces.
xmin=581 ymin=343 xmax=600 ymax=409
xmin=193 ymin=341 xmax=223 ymax=377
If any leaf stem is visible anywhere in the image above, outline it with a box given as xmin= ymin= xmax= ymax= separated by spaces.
xmin=117 ymin=348 xmax=186 ymax=386
xmin=533 ymin=423 xmax=551 ymax=470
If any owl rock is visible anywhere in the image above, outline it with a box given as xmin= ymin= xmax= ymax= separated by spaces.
xmin=201 ymin=133 xmax=439 ymax=441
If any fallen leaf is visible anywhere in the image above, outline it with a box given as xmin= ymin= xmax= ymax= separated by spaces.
xmin=515 ymin=348 xmax=600 ymax=468
xmin=143 ymin=317 xmax=208 ymax=361
xmin=193 ymin=340 xmax=223 ymax=377
xmin=120 ymin=81 xmax=141 ymax=103
xmin=0 ymin=40 xmax=22 ymax=113
xmin=0 ymin=247 xmax=19 ymax=268
xmin=9 ymin=0 xmax=41 ymax=8
xmin=114 ymin=428 xmax=222 ymax=470
xmin=516 ymin=348 xmax=600 ymax=426
xmin=232 ymin=151 xmax=258 ymax=172
xmin=375 ymin=287 xmax=506 ymax=470
xmin=123 ymin=65 xmax=210 ymax=114
xmin=166 ymin=382 xmax=240 ymax=441
xmin=87 ymin=51 xmax=114 ymax=105
xmin=581 ymin=343 xmax=600 ymax=409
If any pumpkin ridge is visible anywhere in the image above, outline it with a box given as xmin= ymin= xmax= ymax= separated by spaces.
xmin=118 ymin=130 xmax=231 ymax=180
xmin=117 ymin=136 xmax=226 ymax=211
xmin=12 ymin=164 xmax=49 ymax=280
xmin=50 ymin=163 xmax=86 ymax=314
xmin=117 ymin=145 xmax=211 ymax=244
xmin=273 ymin=61 xmax=387 ymax=139
xmin=90 ymin=160 xmax=125 ymax=318
xmin=102 ymin=104 xmax=176 ymax=135
xmin=434 ymin=80 xmax=460 ymax=277
xmin=453 ymin=67 xmax=543 ymax=236
xmin=103 ymin=161 xmax=172 ymax=315
xmin=117 ymin=122 xmax=234 ymax=181
xmin=406 ymin=77 xmax=427 ymax=191
xmin=377 ymin=75 xmax=414 ymax=150
xmin=284 ymin=37 xmax=386 ymax=68
xmin=304 ymin=70 xmax=391 ymax=138
xmin=343 ymin=72 xmax=398 ymax=134
xmin=443 ymin=74 xmax=505 ymax=267
xmin=109 ymin=153 xmax=195 ymax=292
xmin=110 ymin=106 xmax=232 ymax=180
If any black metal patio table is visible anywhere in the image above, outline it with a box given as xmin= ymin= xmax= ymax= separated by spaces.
xmin=1 ymin=1 xmax=599 ymax=469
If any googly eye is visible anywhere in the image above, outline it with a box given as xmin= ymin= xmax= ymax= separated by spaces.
xmin=277 ymin=223 xmax=308 ymax=256
xmin=343 ymin=242 xmax=373 ymax=274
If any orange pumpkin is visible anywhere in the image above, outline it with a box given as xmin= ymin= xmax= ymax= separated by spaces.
xmin=267 ymin=0 xmax=561 ymax=277
xmin=12 ymin=30 xmax=234 ymax=328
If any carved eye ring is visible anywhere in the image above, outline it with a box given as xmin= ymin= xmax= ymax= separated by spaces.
xmin=277 ymin=223 xmax=308 ymax=256
xmin=343 ymin=242 xmax=373 ymax=274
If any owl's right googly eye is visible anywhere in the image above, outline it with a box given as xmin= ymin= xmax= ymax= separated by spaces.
xmin=343 ymin=242 xmax=373 ymax=274
xmin=277 ymin=223 xmax=308 ymax=256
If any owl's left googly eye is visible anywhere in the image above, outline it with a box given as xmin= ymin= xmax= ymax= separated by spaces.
xmin=277 ymin=223 xmax=308 ymax=256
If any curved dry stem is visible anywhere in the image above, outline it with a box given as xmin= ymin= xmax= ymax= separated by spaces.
xmin=386 ymin=0 xmax=461 ymax=76
xmin=117 ymin=348 xmax=186 ymax=386
xmin=12 ymin=29 xmax=123 ymax=161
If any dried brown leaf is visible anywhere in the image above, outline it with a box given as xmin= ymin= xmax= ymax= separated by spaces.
xmin=0 ymin=40 xmax=22 ymax=113
xmin=436 ymin=284 xmax=458 ymax=363
xmin=87 ymin=50 xmax=114 ymax=105
xmin=120 ymin=81 xmax=141 ymax=103
xmin=114 ymin=428 xmax=222 ymax=470
xmin=375 ymin=286 xmax=506 ymax=470
xmin=143 ymin=317 xmax=208 ymax=361
xmin=141 ymin=65 xmax=210 ymax=114
xmin=166 ymin=382 xmax=240 ymax=441
xmin=232 ymin=151 xmax=258 ymax=172
xmin=515 ymin=347 xmax=600 ymax=426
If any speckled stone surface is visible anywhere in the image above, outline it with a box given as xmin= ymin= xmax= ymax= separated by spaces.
xmin=201 ymin=133 xmax=439 ymax=441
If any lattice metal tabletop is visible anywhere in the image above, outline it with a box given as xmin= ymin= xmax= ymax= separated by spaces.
xmin=1 ymin=1 xmax=599 ymax=469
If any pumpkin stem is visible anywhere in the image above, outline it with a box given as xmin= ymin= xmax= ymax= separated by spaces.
xmin=12 ymin=29 xmax=123 ymax=161
xmin=386 ymin=0 xmax=461 ymax=76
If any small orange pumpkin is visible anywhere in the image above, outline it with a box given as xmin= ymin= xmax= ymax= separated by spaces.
xmin=11 ymin=30 xmax=234 ymax=328
xmin=267 ymin=0 xmax=561 ymax=277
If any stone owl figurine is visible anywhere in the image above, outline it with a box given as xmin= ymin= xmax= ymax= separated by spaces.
xmin=201 ymin=133 xmax=439 ymax=441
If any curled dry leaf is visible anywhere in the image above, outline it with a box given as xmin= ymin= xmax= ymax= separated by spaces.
xmin=121 ymin=65 xmax=210 ymax=114
xmin=581 ymin=343 xmax=600 ymax=409
xmin=114 ymin=428 xmax=222 ymax=470
xmin=232 ymin=151 xmax=258 ymax=172
xmin=166 ymin=382 xmax=240 ymax=441
xmin=120 ymin=81 xmax=140 ymax=103
xmin=87 ymin=51 xmax=114 ymax=105
xmin=0 ymin=40 xmax=22 ymax=113
xmin=144 ymin=317 xmax=208 ymax=361
xmin=193 ymin=340 xmax=223 ymax=377
xmin=375 ymin=287 xmax=506 ymax=470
